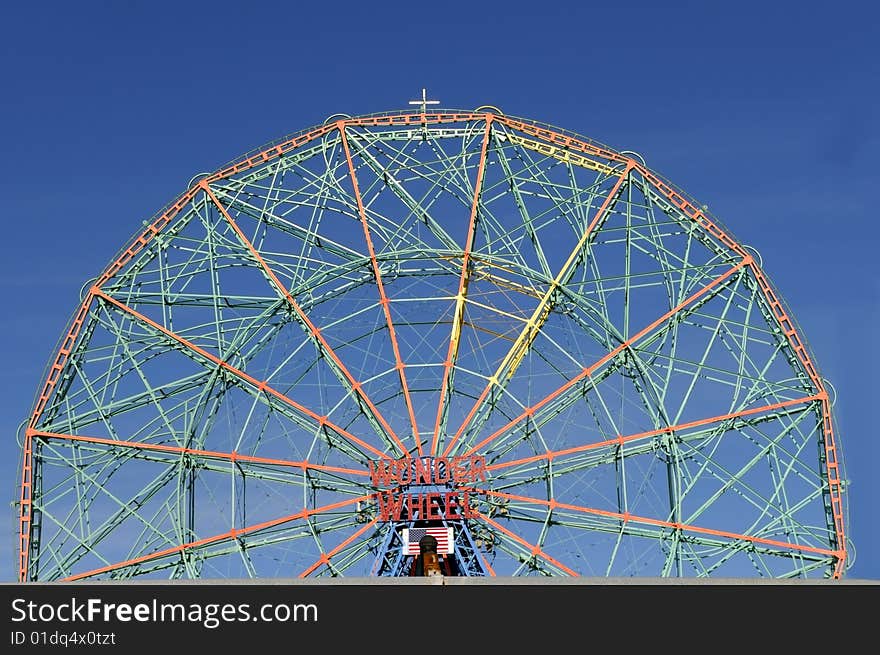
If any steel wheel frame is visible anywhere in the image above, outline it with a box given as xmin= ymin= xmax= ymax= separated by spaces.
xmin=17 ymin=109 xmax=847 ymax=581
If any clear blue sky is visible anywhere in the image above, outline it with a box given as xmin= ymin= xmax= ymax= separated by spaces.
xmin=1 ymin=0 xmax=876 ymax=582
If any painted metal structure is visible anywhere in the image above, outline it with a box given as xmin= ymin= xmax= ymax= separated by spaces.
xmin=17 ymin=108 xmax=848 ymax=580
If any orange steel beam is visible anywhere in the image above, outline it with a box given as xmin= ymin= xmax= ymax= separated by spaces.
xmin=27 ymin=293 xmax=94 ymax=432
xmin=201 ymin=182 xmax=407 ymax=457
xmin=466 ymin=487 xmax=840 ymax=560
xmin=94 ymin=188 xmax=201 ymax=289
xmin=477 ymin=512 xmax=578 ymax=576
xmin=202 ymin=125 xmax=339 ymax=186
xmin=91 ymin=287 xmax=390 ymax=461
xmin=17 ymin=430 xmax=33 ymax=582
xmin=481 ymin=554 xmax=497 ymax=577
xmin=431 ymin=117 xmax=494 ymax=457
xmin=747 ymin=260 xmax=846 ymax=577
xmin=298 ymin=517 xmax=378 ymax=577
xmin=443 ymin=162 xmax=634 ymax=458
xmin=62 ymin=492 xmax=376 ymax=581
xmin=20 ymin=290 xmax=95 ymax=580
xmin=343 ymin=112 xmax=490 ymax=130
xmin=632 ymin=163 xmax=750 ymax=259
xmin=28 ymin=429 xmax=369 ymax=478
xmin=461 ymin=257 xmax=751 ymax=458
xmin=487 ymin=394 xmax=824 ymax=473
xmin=338 ymin=125 xmax=423 ymax=456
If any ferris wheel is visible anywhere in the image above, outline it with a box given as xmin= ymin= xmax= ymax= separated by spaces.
xmin=17 ymin=105 xmax=848 ymax=580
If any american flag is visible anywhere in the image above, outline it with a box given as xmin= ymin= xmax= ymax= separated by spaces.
xmin=402 ymin=527 xmax=454 ymax=555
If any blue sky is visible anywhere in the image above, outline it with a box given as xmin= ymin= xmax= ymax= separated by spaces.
xmin=0 ymin=0 xmax=876 ymax=582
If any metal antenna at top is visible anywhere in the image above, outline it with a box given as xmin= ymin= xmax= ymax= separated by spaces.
xmin=408 ymin=88 xmax=439 ymax=114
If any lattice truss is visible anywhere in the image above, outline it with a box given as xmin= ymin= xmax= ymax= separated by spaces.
xmin=18 ymin=111 xmax=847 ymax=581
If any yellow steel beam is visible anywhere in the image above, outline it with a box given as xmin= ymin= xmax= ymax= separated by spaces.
xmin=507 ymin=133 xmax=617 ymax=176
